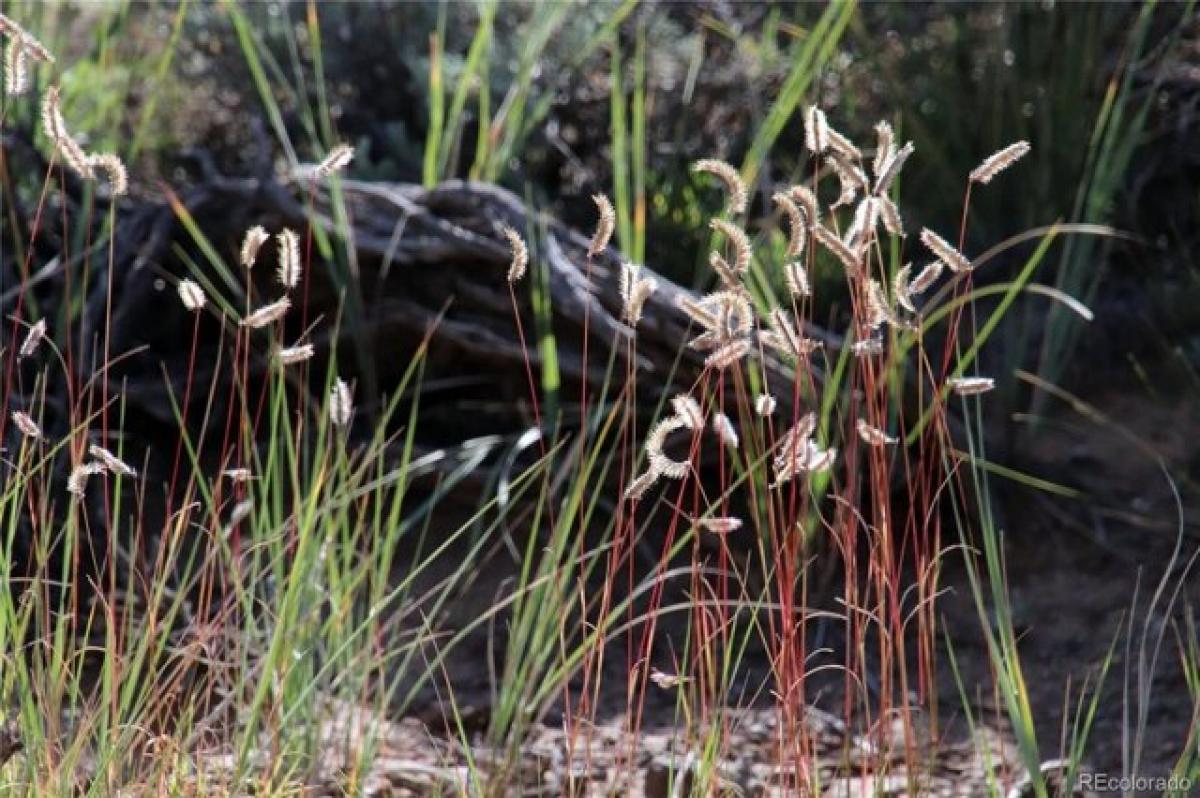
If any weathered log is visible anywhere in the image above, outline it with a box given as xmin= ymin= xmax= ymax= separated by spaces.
xmin=88 ymin=173 xmax=833 ymax=446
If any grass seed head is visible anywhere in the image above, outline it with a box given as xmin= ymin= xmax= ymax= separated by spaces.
xmin=873 ymin=120 xmax=895 ymax=180
xmin=671 ymin=394 xmax=704 ymax=430
xmin=86 ymin=153 xmax=127 ymax=196
xmin=948 ymin=376 xmax=995 ymax=396
xmin=787 ymin=185 xmax=820 ymax=227
xmin=277 ymin=343 xmax=315 ymax=365
xmin=588 ymin=194 xmax=615 ymax=258
xmin=712 ymin=412 xmax=739 ymax=449
xmin=920 ymin=228 xmax=971 ymax=274
xmin=710 ymin=219 xmax=752 ymax=275
xmin=298 ymin=142 xmax=355 ymax=179
xmin=620 ymin=262 xmax=655 ymax=325
xmin=892 ymin=264 xmax=915 ymax=314
xmin=908 ymin=260 xmax=944 ymax=296
xmin=330 ymin=378 xmax=354 ymax=427
xmin=624 ymin=468 xmax=659 ymax=501
xmin=88 ymin=444 xmax=137 ymax=477
xmin=501 ymin=224 xmax=527 ymax=283
xmin=41 ymin=87 xmax=93 ymax=179
xmin=240 ymin=225 xmax=270 ymax=269
xmin=970 ymin=141 xmax=1031 ymax=184
xmin=804 ymin=105 xmax=829 ymax=153
xmin=856 ymin=418 xmax=897 ymax=446
xmin=874 ymin=140 xmax=914 ymax=195
xmin=5 ymin=40 xmax=26 ymax=95
xmin=693 ymin=158 xmax=748 ymax=215
xmin=177 ymin=279 xmax=206 ymax=312
xmin=829 ymin=152 xmax=867 ymax=209
xmin=852 ymin=336 xmax=883 ymax=357
xmin=276 ymin=229 xmax=302 ymax=289
xmin=773 ymin=191 xmax=807 ymax=259
xmin=785 ymin=259 xmax=811 ymax=299
xmin=0 ymin=14 xmax=53 ymax=63
xmin=705 ymin=337 xmax=752 ymax=370
xmin=814 ymin=223 xmax=860 ymax=276
xmin=11 ymin=410 xmax=41 ymax=439
xmin=241 ymin=297 xmax=291 ymax=328
xmin=877 ymin=195 xmax=904 ymax=237
xmin=18 ymin=319 xmax=46 ymax=358
xmin=864 ymin=279 xmax=890 ymax=331
xmin=67 ymin=462 xmax=104 ymax=498
xmin=699 ymin=517 xmax=743 ymax=535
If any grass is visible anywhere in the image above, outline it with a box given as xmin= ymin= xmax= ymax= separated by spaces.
xmin=0 ymin=2 xmax=1195 ymax=796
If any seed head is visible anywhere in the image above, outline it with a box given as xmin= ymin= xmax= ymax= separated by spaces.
xmin=276 ymin=343 xmax=315 ymax=365
xmin=329 ymin=378 xmax=354 ymax=427
xmin=671 ymin=394 xmax=704 ymax=431
xmin=892 ymin=264 xmax=915 ymax=314
xmin=5 ymin=40 xmax=27 ymax=95
xmin=908 ymin=261 xmax=943 ymax=296
xmin=763 ymin=308 xmax=822 ymax=360
xmin=856 ymin=418 xmax=897 ymax=447
xmin=11 ymin=410 xmax=40 ymax=439
xmin=677 ymin=295 xmax=720 ymax=331
xmin=755 ymin=393 xmax=777 ymax=416
xmin=804 ymin=106 xmax=829 ymax=154
xmin=41 ymin=87 xmax=92 ymax=179
xmin=0 ymin=14 xmax=54 ymax=63
xmin=88 ymin=444 xmax=137 ymax=477
xmin=873 ymin=121 xmax=895 ymax=181
xmin=825 ymin=124 xmax=862 ymax=161
xmin=846 ymin=197 xmax=880 ymax=251
xmin=298 ymin=142 xmax=355 ymax=179
xmin=970 ymin=141 xmax=1030 ymax=185
xmin=241 ymin=226 xmax=270 ymax=269
xmin=710 ymin=219 xmax=752 ymax=275
xmin=649 ymin=668 xmax=689 ymax=689
xmin=787 ymin=185 xmax=820 ymax=228
xmin=177 ymin=279 xmax=206 ymax=312
xmin=276 ymin=229 xmax=302 ymax=289
xmin=699 ymin=516 xmax=743 ymax=535
xmin=692 ymin=158 xmax=748 ymax=215
xmin=705 ymin=337 xmax=752 ymax=370
xmin=67 ymin=462 xmax=104 ymax=499
xmin=785 ymin=259 xmax=810 ymax=299
xmin=624 ymin=468 xmax=659 ymax=501
xmin=864 ymin=279 xmax=890 ymax=331
xmin=948 ymin=376 xmax=995 ymax=396
xmin=223 ymin=468 xmax=253 ymax=483
xmin=877 ymin=196 xmax=904 ymax=237
xmin=18 ymin=318 xmax=46 ymax=358
xmin=241 ymin=297 xmax=292 ymax=329
xmin=773 ymin=191 xmax=807 ymax=259
xmin=852 ymin=336 xmax=883 ymax=357
xmin=501 ymin=224 xmax=527 ymax=283
xmin=874 ymin=141 xmax=914 ymax=195
xmin=712 ymin=412 xmax=739 ymax=449
xmin=588 ymin=194 xmax=615 ymax=258
xmin=813 ymin=224 xmax=860 ymax=276
xmin=829 ymin=153 xmax=867 ymax=209
xmin=619 ymin=261 xmax=655 ymax=326
xmin=920 ymin=228 xmax=971 ymax=274
xmin=86 ymin=153 xmax=127 ymax=196
xmin=645 ymin=415 xmax=690 ymax=479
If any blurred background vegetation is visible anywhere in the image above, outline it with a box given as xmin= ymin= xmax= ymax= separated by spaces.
xmin=8 ymin=0 xmax=1199 ymax=432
